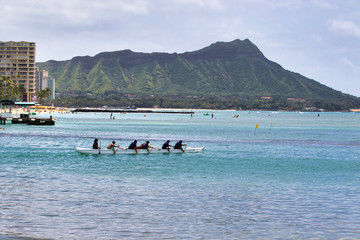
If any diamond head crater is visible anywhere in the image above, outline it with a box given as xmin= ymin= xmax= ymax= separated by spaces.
xmin=36 ymin=39 xmax=360 ymax=111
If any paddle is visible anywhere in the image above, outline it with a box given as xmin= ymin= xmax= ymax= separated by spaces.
xmin=182 ymin=144 xmax=187 ymax=152
xmin=113 ymin=146 xmax=119 ymax=154
xmin=99 ymin=140 xmax=101 ymax=154
xmin=114 ymin=145 xmax=127 ymax=154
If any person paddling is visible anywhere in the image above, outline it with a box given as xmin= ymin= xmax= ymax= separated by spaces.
xmin=107 ymin=141 xmax=126 ymax=153
xmin=107 ymin=141 xmax=118 ymax=153
xmin=128 ymin=140 xmax=139 ymax=154
xmin=137 ymin=141 xmax=160 ymax=153
xmin=162 ymin=140 xmax=173 ymax=152
xmin=93 ymin=139 xmax=100 ymax=149
xmin=174 ymin=140 xmax=187 ymax=152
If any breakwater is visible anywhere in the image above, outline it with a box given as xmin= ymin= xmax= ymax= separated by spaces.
xmin=72 ymin=108 xmax=194 ymax=114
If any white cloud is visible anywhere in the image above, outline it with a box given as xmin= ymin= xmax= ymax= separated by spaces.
xmin=171 ymin=0 xmax=225 ymax=10
xmin=172 ymin=0 xmax=204 ymax=6
xmin=0 ymin=0 xmax=149 ymax=28
xmin=339 ymin=57 xmax=357 ymax=69
xmin=209 ymin=0 xmax=226 ymax=10
xmin=330 ymin=19 xmax=360 ymax=38
xmin=276 ymin=0 xmax=302 ymax=10
xmin=243 ymin=0 xmax=302 ymax=10
xmin=309 ymin=33 xmax=323 ymax=43
xmin=310 ymin=0 xmax=338 ymax=10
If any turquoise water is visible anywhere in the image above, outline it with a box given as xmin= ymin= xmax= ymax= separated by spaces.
xmin=1 ymin=111 xmax=359 ymax=239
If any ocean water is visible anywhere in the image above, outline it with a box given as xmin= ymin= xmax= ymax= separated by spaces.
xmin=0 ymin=111 xmax=359 ymax=239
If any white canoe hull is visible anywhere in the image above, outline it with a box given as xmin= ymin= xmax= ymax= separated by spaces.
xmin=75 ymin=146 xmax=205 ymax=155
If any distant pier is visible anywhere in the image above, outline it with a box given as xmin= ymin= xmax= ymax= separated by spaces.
xmin=0 ymin=114 xmax=55 ymax=125
xmin=0 ymin=117 xmax=8 ymax=125
xmin=71 ymin=108 xmax=195 ymax=114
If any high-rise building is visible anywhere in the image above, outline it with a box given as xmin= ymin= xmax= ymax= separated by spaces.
xmin=37 ymin=70 xmax=56 ymax=100
xmin=0 ymin=41 xmax=36 ymax=102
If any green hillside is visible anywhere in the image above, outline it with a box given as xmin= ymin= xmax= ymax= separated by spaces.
xmin=36 ymin=39 xmax=359 ymax=109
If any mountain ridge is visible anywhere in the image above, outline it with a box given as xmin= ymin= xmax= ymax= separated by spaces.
xmin=36 ymin=39 xmax=358 ymax=104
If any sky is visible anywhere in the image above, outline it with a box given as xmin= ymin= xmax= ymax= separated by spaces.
xmin=1 ymin=0 xmax=359 ymax=97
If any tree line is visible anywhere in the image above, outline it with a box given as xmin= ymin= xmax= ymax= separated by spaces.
xmin=51 ymin=94 xmax=360 ymax=111
xmin=1 ymin=76 xmax=51 ymax=103
xmin=0 ymin=76 xmax=24 ymax=101
xmin=2 ymin=78 xmax=358 ymax=111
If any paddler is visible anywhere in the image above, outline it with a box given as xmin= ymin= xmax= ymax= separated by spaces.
xmin=107 ymin=141 xmax=127 ymax=153
xmin=174 ymin=140 xmax=187 ymax=152
xmin=128 ymin=140 xmax=139 ymax=153
xmin=137 ymin=141 xmax=160 ymax=153
xmin=92 ymin=138 xmax=100 ymax=149
xmin=162 ymin=140 xmax=173 ymax=152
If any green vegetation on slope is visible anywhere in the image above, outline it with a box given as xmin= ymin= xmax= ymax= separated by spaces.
xmin=36 ymin=39 xmax=360 ymax=110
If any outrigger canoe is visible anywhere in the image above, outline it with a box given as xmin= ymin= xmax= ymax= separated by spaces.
xmin=75 ymin=146 xmax=205 ymax=155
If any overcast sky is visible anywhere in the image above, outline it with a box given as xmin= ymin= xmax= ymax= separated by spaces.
xmin=1 ymin=0 xmax=359 ymax=96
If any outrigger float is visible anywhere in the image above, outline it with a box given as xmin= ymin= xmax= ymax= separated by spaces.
xmin=75 ymin=146 xmax=205 ymax=155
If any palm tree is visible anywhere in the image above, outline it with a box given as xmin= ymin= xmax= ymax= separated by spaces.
xmin=18 ymin=85 xmax=26 ymax=101
xmin=1 ymin=76 xmax=14 ymax=100
xmin=37 ymin=88 xmax=51 ymax=104
xmin=1 ymin=76 xmax=22 ymax=101
xmin=45 ymin=88 xmax=51 ymax=100
xmin=0 ymin=77 xmax=4 ymax=100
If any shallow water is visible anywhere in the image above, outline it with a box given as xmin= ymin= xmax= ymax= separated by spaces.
xmin=1 ymin=111 xmax=359 ymax=239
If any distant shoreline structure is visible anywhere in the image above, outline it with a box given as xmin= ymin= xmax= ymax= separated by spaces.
xmin=69 ymin=107 xmax=358 ymax=113
xmin=71 ymin=108 xmax=194 ymax=114
xmin=1 ymin=106 xmax=358 ymax=114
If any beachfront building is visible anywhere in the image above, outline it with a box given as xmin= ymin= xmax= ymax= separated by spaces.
xmin=36 ymin=70 xmax=56 ymax=100
xmin=0 ymin=41 xmax=36 ymax=102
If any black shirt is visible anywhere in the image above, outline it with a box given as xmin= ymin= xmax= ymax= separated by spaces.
xmin=162 ymin=142 xmax=170 ymax=149
xmin=128 ymin=142 xmax=137 ymax=149
xmin=174 ymin=141 xmax=182 ymax=149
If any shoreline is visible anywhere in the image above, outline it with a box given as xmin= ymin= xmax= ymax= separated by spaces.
xmin=1 ymin=106 xmax=358 ymax=114
xmin=0 ymin=106 xmax=70 ymax=115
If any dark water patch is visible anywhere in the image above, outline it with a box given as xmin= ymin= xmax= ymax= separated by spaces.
xmin=1 ymin=131 xmax=359 ymax=148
